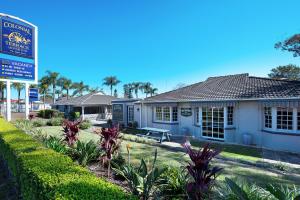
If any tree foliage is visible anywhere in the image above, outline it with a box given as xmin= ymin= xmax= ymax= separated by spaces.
xmin=275 ymin=34 xmax=300 ymax=57
xmin=268 ymin=64 xmax=300 ymax=80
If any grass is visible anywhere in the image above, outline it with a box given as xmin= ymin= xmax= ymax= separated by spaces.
xmin=35 ymin=126 xmax=300 ymax=187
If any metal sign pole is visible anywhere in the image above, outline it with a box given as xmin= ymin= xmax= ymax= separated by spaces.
xmin=25 ymin=83 xmax=29 ymax=119
xmin=6 ymin=80 xmax=11 ymax=121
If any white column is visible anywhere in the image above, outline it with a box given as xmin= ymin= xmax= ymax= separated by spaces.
xmin=6 ymin=80 xmax=11 ymax=121
xmin=224 ymin=107 xmax=228 ymax=128
xmin=140 ymin=103 xmax=142 ymax=128
xmin=25 ymin=83 xmax=30 ymax=120
xmin=293 ymin=108 xmax=297 ymax=131
xmin=271 ymin=107 xmax=277 ymax=131
xmin=81 ymin=106 xmax=85 ymax=120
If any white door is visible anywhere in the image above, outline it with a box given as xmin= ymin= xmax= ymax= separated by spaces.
xmin=202 ymin=107 xmax=224 ymax=140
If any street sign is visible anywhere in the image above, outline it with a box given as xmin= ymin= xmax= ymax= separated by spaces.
xmin=0 ymin=17 xmax=35 ymax=59
xmin=29 ymin=88 xmax=38 ymax=102
xmin=0 ymin=58 xmax=35 ymax=80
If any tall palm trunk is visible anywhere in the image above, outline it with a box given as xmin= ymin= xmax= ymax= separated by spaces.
xmin=53 ymin=85 xmax=56 ymax=103
xmin=18 ymin=90 xmax=21 ymax=112
xmin=110 ymin=85 xmax=113 ymax=96
xmin=43 ymin=92 xmax=46 ymax=110
xmin=67 ymin=89 xmax=69 ymax=99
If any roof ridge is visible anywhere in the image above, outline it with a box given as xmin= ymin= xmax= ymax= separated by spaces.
xmin=248 ymin=76 xmax=300 ymax=83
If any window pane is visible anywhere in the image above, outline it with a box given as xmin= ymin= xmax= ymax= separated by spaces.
xmin=227 ymin=106 xmax=234 ymax=125
xmin=155 ymin=107 xmax=162 ymax=121
xmin=172 ymin=107 xmax=178 ymax=122
xmin=276 ymin=107 xmax=293 ymax=130
xmin=163 ymin=107 xmax=170 ymax=121
xmin=264 ymin=107 xmax=272 ymax=128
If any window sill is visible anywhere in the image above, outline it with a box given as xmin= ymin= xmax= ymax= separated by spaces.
xmin=153 ymin=121 xmax=179 ymax=125
xmin=225 ymin=127 xmax=236 ymax=130
xmin=262 ymin=129 xmax=300 ymax=136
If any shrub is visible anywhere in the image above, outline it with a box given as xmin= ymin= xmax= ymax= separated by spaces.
xmin=132 ymin=121 xmax=138 ymax=129
xmin=0 ymin=118 xmax=136 ymax=200
xmin=32 ymin=119 xmax=45 ymax=127
xmin=43 ymin=136 xmax=69 ymax=154
xmin=182 ymin=141 xmax=222 ymax=200
xmin=111 ymin=153 xmax=126 ymax=169
xmin=63 ymin=118 xmax=81 ymax=146
xmin=114 ymin=149 xmax=167 ymax=200
xmin=37 ymin=109 xmax=64 ymax=119
xmin=70 ymin=111 xmax=81 ymax=120
xmin=79 ymin=119 xmax=91 ymax=130
xmin=46 ymin=117 xmax=64 ymax=126
xmin=97 ymin=127 xmax=122 ymax=176
xmin=158 ymin=166 xmax=189 ymax=199
xmin=71 ymin=140 xmax=101 ymax=167
xmin=14 ymin=119 xmax=33 ymax=134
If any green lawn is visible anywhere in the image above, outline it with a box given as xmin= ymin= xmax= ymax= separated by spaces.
xmin=36 ymin=126 xmax=300 ymax=187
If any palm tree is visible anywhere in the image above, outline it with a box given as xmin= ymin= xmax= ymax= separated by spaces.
xmin=57 ymin=77 xmax=67 ymax=98
xmin=62 ymin=78 xmax=73 ymax=99
xmin=103 ymin=76 xmax=120 ymax=96
xmin=45 ymin=71 xmax=60 ymax=104
xmin=12 ymin=82 xmax=24 ymax=112
xmin=149 ymin=87 xmax=158 ymax=97
xmin=0 ymin=82 xmax=6 ymax=102
xmin=39 ymin=78 xmax=50 ymax=110
xmin=123 ymin=84 xmax=133 ymax=99
xmin=142 ymin=82 xmax=152 ymax=97
xmin=72 ymin=81 xmax=89 ymax=96
xmin=131 ymin=82 xmax=142 ymax=98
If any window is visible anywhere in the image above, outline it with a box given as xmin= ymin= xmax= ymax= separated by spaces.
xmin=277 ymin=107 xmax=293 ymax=130
xmin=264 ymin=107 xmax=272 ymax=128
xmin=227 ymin=106 xmax=234 ymax=126
xmin=163 ymin=107 xmax=170 ymax=121
xmin=154 ymin=106 xmax=178 ymax=122
xmin=155 ymin=107 xmax=162 ymax=121
xmin=298 ymin=111 xmax=300 ymax=130
xmin=127 ymin=106 xmax=134 ymax=122
xmin=195 ymin=107 xmax=199 ymax=124
xmin=202 ymin=107 xmax=224 ymax=139
xmin=172 ymin=107 xmax=178 ymax=122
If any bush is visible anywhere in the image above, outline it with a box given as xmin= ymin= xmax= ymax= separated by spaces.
xmin=70 ymin=111 xmax=81 ymax=120
xmin=0 ymin=118 xmax=136 ymax=200
xmin=71 ymin=140 xmax=101 ymax=167
xmin=37 ymin=109 xmax=64 ymax=119
xmin=32 ymin=119 xmax=45 ymax=127
xmin=43 ymin=136 xmax=69 ymax=154
xmin=46 ymin=117 xmax=64 ymax=126
xmin=79 ymin=119 xmax=91 ymax=130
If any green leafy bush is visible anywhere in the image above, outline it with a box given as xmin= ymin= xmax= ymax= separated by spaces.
xmin=71 ymin=140 xmax=101 ymax=167
xmin=79 ymin=119 xmax=91 ymax=130
xmin=14 ymin=119 xmax=33 ymax=134
xmin=114 ymin=149 xmax=167 ymax=200
xmin=158 ymin=166 xmax=188 ymax=199
xmin=32 ymin=119 xmax=45 ymax=127
xmin=43 ymin=136 xmax=69 ymax=154
xmin=70 ymin=111 xmax=81 ymax=120
xmin=37 ymin=109 xmax=64 ymax=119
xmin=46 ymin=117 xmax=64 ymax=126
xmin=0 ymin=119 xmax=136 ymax=200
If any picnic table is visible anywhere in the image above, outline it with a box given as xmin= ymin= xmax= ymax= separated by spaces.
xmin=136 ymin=127 xmax=171 ymax=143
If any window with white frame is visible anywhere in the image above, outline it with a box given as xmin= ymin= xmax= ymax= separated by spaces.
xmin=195 ymin=107 xmax=199 ymax=124
xmin=154 ymin=106 xmax=178 ymax=122
xmin=227 ymin=106 xmax=234 ymax=126
xmin=277 ymin=107 xmax=293 ymax=130
xmin=172 ymin=107 xmax=178 ymax=122
xmin=127 ymin=106 xmax=134 ymax=123
xmin=155 ymin=107 xmax=162 ymax=121
xmin=264 ymin=107 xmax=272 ymax=129
xmin=163 ymin=107 xmax=171 ymax=121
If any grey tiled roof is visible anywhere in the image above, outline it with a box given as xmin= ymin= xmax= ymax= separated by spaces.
xmin=144 ymin=74 xmax=300 ymax=103
xmin=54 ymin=92 xmax=117 ymax=106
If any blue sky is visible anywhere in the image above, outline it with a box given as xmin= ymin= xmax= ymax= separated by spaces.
xmin=1 ymin=0 xmax=300 ymax=98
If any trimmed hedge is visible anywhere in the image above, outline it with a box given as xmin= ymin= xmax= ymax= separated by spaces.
xmin=0 ymin=119 xmax=136 ymax=200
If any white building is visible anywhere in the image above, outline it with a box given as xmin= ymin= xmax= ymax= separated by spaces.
xmin=112 ymin=74 xmax=300 ymax=153
xmin=53 ymin=92 xmax=117 ymax=121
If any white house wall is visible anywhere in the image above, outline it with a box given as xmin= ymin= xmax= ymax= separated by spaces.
xmin=138 ymin=101 xmax=300 ymax=153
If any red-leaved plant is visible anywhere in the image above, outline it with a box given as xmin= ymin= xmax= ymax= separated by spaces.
xmin=182 ymin=141 xmax=222 ymax=200
xmin=62 ymin=118 xmax=81 ymax=146
xmin=95 ymin=126 xmax=121 ymax=176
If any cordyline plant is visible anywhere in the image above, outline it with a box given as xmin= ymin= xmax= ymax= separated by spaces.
xmin=95 ymin=126 xmax=121 ymax=177
xmin=182 ymin=141 xmax=222 ymax=200
xmin=62 ymin=118 xmax=81 ymax=147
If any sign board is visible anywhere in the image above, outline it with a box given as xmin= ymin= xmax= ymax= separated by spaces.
xmin=0 ymin=17 xmax=35 ymax=59
xmin=0 ymin=58 xmax=34 ymax=80
xmin=112 ymin=104 xmax=123 ymax=121
xmin=29 ymin=88 xmax=38 ymax=102
xmin=181 ymin=107 xmax=192 ymax=117
xmin=0 ymin=13 xmax=37 ymax=84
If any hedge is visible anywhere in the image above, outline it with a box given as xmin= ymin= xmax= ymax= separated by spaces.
xmin=0 ymin=118 xmax=136 ymax=200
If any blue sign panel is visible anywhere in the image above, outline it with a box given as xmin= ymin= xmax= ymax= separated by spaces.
xmin=29 ymin=88 xmax=39 ymax=102
xmin=0 ymin=58 xmax=35 ymax=80
xmin=0 ymin=17 xmax=34 ymax=58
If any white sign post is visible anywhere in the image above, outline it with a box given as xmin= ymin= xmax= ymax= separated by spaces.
xmin=0 ymin=13 xmax=38 ymax=121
